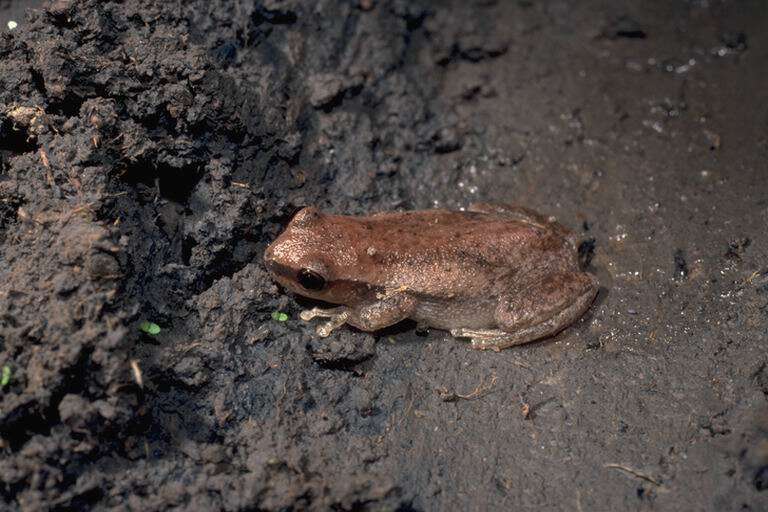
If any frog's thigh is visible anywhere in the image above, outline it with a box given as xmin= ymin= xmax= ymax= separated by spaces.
xmin=491 ymin=271 xmax=597 ymax=349
xmin=347 ymin=294 xmax=416 ymax=332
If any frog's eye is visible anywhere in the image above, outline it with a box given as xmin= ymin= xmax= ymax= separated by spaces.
xmin=297 ymin=268 xmax=326 ymax=291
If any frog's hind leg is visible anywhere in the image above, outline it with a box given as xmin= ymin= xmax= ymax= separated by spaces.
xmin=467 ymin=202 xmax=578 ymax=244
xmin=452 ymin=271 xmax=597 ymax=351
xmin=493 ymin=271 xmax=597 ymax=350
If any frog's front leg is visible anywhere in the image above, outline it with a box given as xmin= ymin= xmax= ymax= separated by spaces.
xmin=346 ymin=292 xmax=417 ymax=332
xmin=300 ymin=306 xmax=350 ymax=337
xmin=300 ymin=291 xmax=416 ymax=336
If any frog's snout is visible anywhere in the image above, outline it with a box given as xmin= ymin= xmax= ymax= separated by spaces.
xmin=263 ymin=241 xmax=280 ymax=273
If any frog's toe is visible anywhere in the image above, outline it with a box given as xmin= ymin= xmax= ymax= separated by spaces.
xmin=451 ymin=328 xmax=510 ymax=351
xmin=300 ymin=309 xmax=318 ymax=321
xmin=315 ymin=311 xmax=350 ymax=337
xmin=470 ymin=338 xmax=502 ymax=352
xmin=450 ymin=327 xmax=500 ymax=338
xmin=300 ymin=306 xmax=345 ymax=321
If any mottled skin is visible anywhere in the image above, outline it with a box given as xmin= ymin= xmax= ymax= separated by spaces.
xmin=264 ymin=203 xmax=598 ymax=350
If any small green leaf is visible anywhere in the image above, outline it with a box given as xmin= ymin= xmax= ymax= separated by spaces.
xmin=1 ymin=365 xmax=11 ymax=387
xmin=139 ymin=321 xmax=161 ymax=335
xmin=271 ymin=311 xmax=289 ymax=322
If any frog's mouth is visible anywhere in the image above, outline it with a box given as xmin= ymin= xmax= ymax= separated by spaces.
xmin=265 ymin=260 xmax=371 ymax=308
xmin=263 ymin=260 xmax=298 ymax=289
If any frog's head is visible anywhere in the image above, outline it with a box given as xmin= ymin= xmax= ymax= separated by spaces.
xmin=264 ymin=207 xmax=366 ymax=304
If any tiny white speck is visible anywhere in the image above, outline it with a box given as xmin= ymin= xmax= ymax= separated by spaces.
xmin=7 ymin=20 xmax=18 ymax=30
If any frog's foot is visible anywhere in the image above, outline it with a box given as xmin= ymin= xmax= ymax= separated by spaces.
xmin=449 ymin=328 xmax=511 ymax=352
xmin=299 ymin=307 xmax=350 ymax=337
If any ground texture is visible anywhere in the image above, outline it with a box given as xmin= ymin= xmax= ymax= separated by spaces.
xmin=0 ymin=0 xmax=767 ymax=510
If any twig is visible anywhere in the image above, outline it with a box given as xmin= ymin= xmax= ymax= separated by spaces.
xmin=39 ymin=147 xmax=50 ymax=168
xmin=605 ymin=463 xmax=662 ymax=486
xmin=438 ymin=372 xmax=498 ymax=402
xmin=506 ymin=358 xmax=532 ymax=370
xmin=397 ymin=392 xmax=415 ymax=426
xmin=130 ymin=360 xmax=143 ymax=388
xmin=38 ymin=148 xmax=55 ymax=187
xmin=744 ymin=268 xmax=767 ymax=285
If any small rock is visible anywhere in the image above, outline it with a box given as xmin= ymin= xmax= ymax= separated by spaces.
xmin=433 ymin=126 xmax=463 ymax=154
xmin=457 ymin=34 xmax=508 ymax=62
xmin=212 ymin=42 xmax=238 ymax=65
xmin=87 ymin=252 xmax=121 ymax=279
xmin=59 ymin=394 xmax=101 ymax=431
xmin=725 ymin=237 xmax=750 ymax=260
xmin=53 ymin=272 xmax=80 ymax=296
xmin=755 ymin=466 xmax=768 ymax=491
xmin=578 ymin=238 xmax=596 ymax=268
xmin=703 ymin=129 xmax=721 ymax=150
xmin=601 ymin=15 xmax=647 ymax=40
xmin=93 ymin=400 xmax=117 ymax=420
xmin=46 ymin=0 xmax=74 ymax=16
xmin=721 ymin=31 xmax=747 ymax=52
xmin=308 ymin=74 xmax=344 ymax=107
xmin=173 ymin=356 xmax=209 ymax=387
xmin=674 ymin=249 xmax=688 ymax=280
xmin=460 ymin=81 xmax=496 ymax=101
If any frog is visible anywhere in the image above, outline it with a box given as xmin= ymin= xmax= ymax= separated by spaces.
xmin=263 ymin=203 xmax=598 ymax=351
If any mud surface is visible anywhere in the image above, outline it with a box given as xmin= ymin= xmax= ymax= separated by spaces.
xmin=1 ymin=1 xmax=767 ymax=510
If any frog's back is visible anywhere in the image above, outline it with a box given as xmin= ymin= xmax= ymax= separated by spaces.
xmin=360 ymin=209 xmax=572 ymax=259
xmin=345 ymin=209 xmax=577 ymax=296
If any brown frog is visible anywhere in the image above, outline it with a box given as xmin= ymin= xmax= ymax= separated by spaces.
xmin=264 ymin=203 xmax=598 ymax=351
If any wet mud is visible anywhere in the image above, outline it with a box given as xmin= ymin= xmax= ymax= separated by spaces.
xmin=0 ymin=1 xmax=767 ymax=510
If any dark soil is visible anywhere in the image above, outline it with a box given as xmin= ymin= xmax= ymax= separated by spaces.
xmin=1 ymin=0 xmax=767 ymax=510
